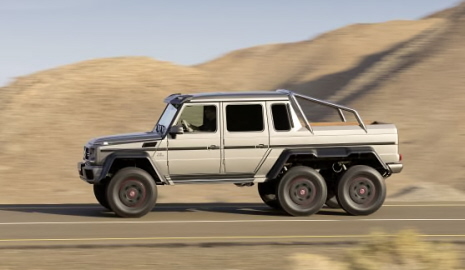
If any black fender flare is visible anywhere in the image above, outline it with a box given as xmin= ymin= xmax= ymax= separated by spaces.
xmin=266 ymin=146 xmax=390 ymax=180
xmin=99 ymin=151 xmax=164 ymax=183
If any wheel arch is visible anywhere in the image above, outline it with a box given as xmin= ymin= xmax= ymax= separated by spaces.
xmin=99 ymin=151 xmax=166 ymax=185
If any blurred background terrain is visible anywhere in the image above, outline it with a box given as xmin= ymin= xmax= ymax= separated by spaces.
xmin=1 ymin=1 xmax=465 ymax=204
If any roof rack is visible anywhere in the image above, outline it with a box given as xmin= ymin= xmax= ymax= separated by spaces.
xmin=276 ymin=89 xmax=367 ymax=133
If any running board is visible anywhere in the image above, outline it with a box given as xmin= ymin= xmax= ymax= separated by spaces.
xmin=171 ymin=178 xmax=255 ymax=184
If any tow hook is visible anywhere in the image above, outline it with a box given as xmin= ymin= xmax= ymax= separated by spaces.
xmin=332 ymin=162 xmax=347 ymax=173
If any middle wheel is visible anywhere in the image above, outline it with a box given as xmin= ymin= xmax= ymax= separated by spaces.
xmin=258 ymin=181 xmax=281 ymax=209
xmin=276 ymin=166 xmax=327 ymax=216
xmin=319 ymin=169 xmax=341 ymax=209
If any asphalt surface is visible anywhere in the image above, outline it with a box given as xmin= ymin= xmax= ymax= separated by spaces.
xmin=0 ymin=202 xmax=465 ymax=247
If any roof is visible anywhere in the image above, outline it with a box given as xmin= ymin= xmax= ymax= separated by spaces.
xmin=164 ymin=90 xmax=293 ymax=104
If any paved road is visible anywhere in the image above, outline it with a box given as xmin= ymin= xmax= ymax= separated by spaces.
xmin=0 ymin=202 xmax=464 ymax=247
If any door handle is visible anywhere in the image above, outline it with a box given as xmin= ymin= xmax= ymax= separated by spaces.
xmin=208 ymin=145 xmax=219 ymax=150
xmin=256 ymin=144 xmax=266 ymax=148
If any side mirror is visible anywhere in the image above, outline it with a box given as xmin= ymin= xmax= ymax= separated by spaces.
xmin=169 ymin=125 xmax=184 ymax=137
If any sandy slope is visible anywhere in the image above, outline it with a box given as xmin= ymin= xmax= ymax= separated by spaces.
xmin=0 ymin=57 xmax=228 ymax=203
xmin=195 ymin=19 xmax=443 ymax=93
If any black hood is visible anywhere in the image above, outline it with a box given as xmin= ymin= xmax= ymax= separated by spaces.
xmin=89 ymin=132 xmax=162 ymax=146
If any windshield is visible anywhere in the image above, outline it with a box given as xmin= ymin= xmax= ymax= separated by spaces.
xmin=153 ymin=104 xmax=178 ymax=134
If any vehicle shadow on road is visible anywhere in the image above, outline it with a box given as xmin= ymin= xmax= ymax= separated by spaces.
xmin=0 ymin=204 xmax=114 ymax=218
xmin=0 ymin=203 xmax=349 ymax=218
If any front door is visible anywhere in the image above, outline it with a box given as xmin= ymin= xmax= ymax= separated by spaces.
xmin=167 ymin=103 xmax=221 ymax=177
xmin=222 ymin=102 xmax=269 ymax=174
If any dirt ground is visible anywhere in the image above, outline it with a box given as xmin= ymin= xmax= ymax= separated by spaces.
xmin=0 ymin=243 xmax=463 ymax=270
xmin=0 ymin=244 xmax=341 ymax=270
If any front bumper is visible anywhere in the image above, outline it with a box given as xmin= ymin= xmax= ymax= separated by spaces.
xmin=387 ymin=163 xmax=403 ymax=174
xmin=78 ymin=162 xmax=103 ymax=184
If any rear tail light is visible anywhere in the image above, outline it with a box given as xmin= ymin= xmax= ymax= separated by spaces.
xmin=399 ymin=154 xmax=403 ymax=161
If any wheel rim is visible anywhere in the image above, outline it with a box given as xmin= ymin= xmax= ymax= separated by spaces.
xmin=118 ymin=179 xmax=147 ymax=208
xmin=348 ymin=176 xmax=376 ymax=205
xmin=289 ymin=177 xmax=317 ymax=206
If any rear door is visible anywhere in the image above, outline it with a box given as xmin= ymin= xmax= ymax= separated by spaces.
xmin=222 ymin=102 xmax=269 ymax=174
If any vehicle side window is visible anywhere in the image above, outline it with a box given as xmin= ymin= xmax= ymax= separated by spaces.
xmin=176 ymin=105 xmax=217 ymax=133
xmin=271 ymin=104 xmax=292 ymax=131
xmin=226 ymin=104 xmax=263 ymax=132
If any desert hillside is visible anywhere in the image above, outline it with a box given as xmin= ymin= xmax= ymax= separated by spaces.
xmin=1 ymin=1 xmax=465 ymax=204
xmin=195 ymin=19 xmax=443 ymax=94
xmin=346 ymin=2 xmax=465 ymax=192
xmin=0 ymin=57 xmax=228 ymax=203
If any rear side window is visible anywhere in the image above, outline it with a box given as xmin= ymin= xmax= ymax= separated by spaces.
xmin=226 ymin=104 xmax=264 ymax=132
xmin=271 ymin=104 xmax=292 ymax=131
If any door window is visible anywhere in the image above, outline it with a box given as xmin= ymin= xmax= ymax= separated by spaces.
xmin=175 ymin=105 xmax=217 ymax=133
xmin=226 ymin=104 xmax=264 ymax=132
xmin=271 ymin=104 xmax=292 ymax=131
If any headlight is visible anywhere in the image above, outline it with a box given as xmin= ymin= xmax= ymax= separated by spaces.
xmin=84 ymin=146 xmax=97 ymax=161
xmin=89 ymin=147 xmax=96 ymax=160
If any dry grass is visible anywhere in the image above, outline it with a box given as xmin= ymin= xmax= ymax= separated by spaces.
xmin=290 ymin=253 xmax=346 ymax=270
xmin=289 ymin=230 xmax=462 ymax=270
xmin=344 ymin=230 xmax=461 ymax=270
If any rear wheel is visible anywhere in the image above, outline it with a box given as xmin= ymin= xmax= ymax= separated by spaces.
xmin=107 ymin=167 xmax=157 ymax=218
xmin=320 ymin=169 xmax=341 ymax=209
xmin=336 ymin=165 xmax=386 ymax=215
xmin=93 ymin=182 xmax=110 ymax=210
xmin=325 ymin=193 xmax=341 ymax=209
xmin=258 ymin=181 xmax=281 ymax=209
xmin=276 ymin=166 xmax=327 ymax=216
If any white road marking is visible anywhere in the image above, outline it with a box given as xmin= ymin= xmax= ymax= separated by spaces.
xmin=3 ymin=234 xmax=465 ymax=243
xmin=186 ymin=208 xmax=201 ymax=212
xmin=0 ymin=218 xmax=465 ymax=226
xmin=1 ymin=204 xmax=465 ymax=211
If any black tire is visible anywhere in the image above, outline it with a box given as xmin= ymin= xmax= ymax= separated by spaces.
xmin=336 ymin=165 xmax=386 ymax=216
xmin=276 ymin=166 xmax=327 ymax=216
xmin=93 ymin=182 xmax=111 ymax=210
xmin=325 ymin=193 xmax=341 ymax=209
xmin=258 ymin=181 xmax=281 ymax=209
xmin=106 ymin=167 xmax=157 ymax=218
xmin=320 ymin=169 xmax=341 ymax=209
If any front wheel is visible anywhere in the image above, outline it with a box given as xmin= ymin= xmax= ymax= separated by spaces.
xmin=106 ymin=167 xmax=158 ymax=218
xmin=258 ymin=181 xmax=281 ymax=209
xmin=336 ymin=165 xmax=386 ymax=216
xmin=93 ymin=182 xmax=110 ymax=210
xmin=276 ymin=166 xmax=327 ymax=216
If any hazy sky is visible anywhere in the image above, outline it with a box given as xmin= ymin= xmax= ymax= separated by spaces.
xmin=0 ymin=0 xmax=460 ymax=87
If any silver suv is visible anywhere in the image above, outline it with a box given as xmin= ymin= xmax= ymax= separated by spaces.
xmin=78 ymin=89 xmax=403 ymax=218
